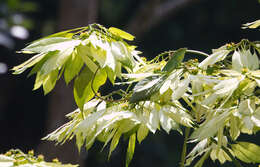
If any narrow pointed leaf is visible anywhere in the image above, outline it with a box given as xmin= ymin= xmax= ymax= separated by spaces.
xmin=126 ymin=133 xmax=136 ymax=167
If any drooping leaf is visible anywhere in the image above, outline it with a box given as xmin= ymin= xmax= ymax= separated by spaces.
xmin=73 ymin=67 xmax=94 ymax=110
xmin=73 ymin=67 xmax=107 ymax=111
xmin=43 ymin=69 xmax=59 ymax=95
xmin=126 ymin=133 xmax=136 ymax=167
xmin=64 ymin=51 xmax=84 ymax=84
xmin=231 ymin=142 xmax=260 ymax=163
xmin=137 ymin=124 xmax=149 ymax=143
xmin=109 ymin=130 xmax=122 ymax=159
xmin=162 ymin=48 xmax=187 ymax=72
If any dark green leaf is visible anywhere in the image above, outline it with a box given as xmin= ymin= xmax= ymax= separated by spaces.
xmin=162 ymin=48 xmax=187 ymax=72
xmin=129 ymin=75 xmax=166 ymax=103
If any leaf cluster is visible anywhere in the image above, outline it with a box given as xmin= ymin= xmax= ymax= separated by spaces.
xmin=12 ymin=23 xmax=260 ymax=167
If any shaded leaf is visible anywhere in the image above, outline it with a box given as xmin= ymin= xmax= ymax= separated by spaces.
xmin=129 ymin=75 xmax=166 ymax=103
xmin=73 ymin=67 xmax=107 ymax=110
xmin=162 ymin=48 xmax=186 ymax=72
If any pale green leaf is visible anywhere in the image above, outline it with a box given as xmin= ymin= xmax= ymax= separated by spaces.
xmin=43 ymin=69 xmax=59 ymax=95
xmin=73 ymin=67 xmax=107 ymax=110
xmin=64 ymin=52 xmax=84 ymax=84
xmin=76 ymin=44 xmax=99 ymax=73
xmin=40 ymin=47 xmax=74 ymax=75
xmin=137 ymin=124 xmax=149 ymax=143
xmin=109 ymin=130 xmax=122 ymax=159
xmin=108 ymin=27 xmax=135 ymax=41
xmin=73 ymin=67 xmax=94 ymax=110
xmin=229 ymin=114 xmax=240 ymax=140
xmin=12 ymin=53 xmax=45 ymax=74
xmin=242 ymin=20 xmax=260 ymax=29
xmin=126 ymin=133 xmax=136 ymax=167
xmin=231 ymin=142 xmax=260 ymax=163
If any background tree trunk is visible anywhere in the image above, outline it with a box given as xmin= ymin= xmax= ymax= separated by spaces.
xmin=36 ymin=0 xmax=99 ymax=166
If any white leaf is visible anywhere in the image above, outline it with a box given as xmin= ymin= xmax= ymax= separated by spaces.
xmin=213 ymin=78 xmax=240 ymax=96
xmin=243 ymin=116 xmax=254 ymax=130
xmin=159 ymin=110 xmax=172 ymax=133
xmin=171 ymin=78 xmax=190 ymax=100
xmin=199 ymin=50 xmax=229 ymax=69
xmin=160 ymin=79 xmax=171 ymax=94
xmin=147 ymin=109 xmax=159 ymax=133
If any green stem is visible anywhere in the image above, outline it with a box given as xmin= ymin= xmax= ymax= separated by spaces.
xmin=210 ymin=138 xmax=243 ymax=167
xmin=180 ymin=127 xmax=190 ymax=167
xmin=186 ymin=49 xmax=209 ymax=57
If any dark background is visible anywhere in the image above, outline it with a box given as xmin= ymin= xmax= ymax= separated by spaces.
xmin=0 ymin=0 xmax=260 ymax=167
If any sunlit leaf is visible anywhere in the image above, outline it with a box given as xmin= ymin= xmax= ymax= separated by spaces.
xmin=242 ymin=20 xmax=260 ymax=29
xmin=137 ymin=124 xmax=149 ymax=143
xmin=43 ymin=69 xmax=59 ymax=95
xmin=126 ymin=133 xmax=136 ymax=167
xmin=109 ymin=27 xmax=135 ymax=41
xmin=231 ymin=142 xmax=260 ymax=163
xmin=199 ymin=49 xmax=230 ymax=69
xmin=64 ymin=51 xmax=84 ymax=84
xmin=23 ymin=37 xmax=81 ymax=53
xmin=190 ymin=111 xmax=230 ymax=141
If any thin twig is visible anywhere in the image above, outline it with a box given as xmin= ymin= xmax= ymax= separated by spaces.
xmin=186 ymin=49 xmax=209 ymax=57
xmin=180 ymin=127 xmax=190 ymax=167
